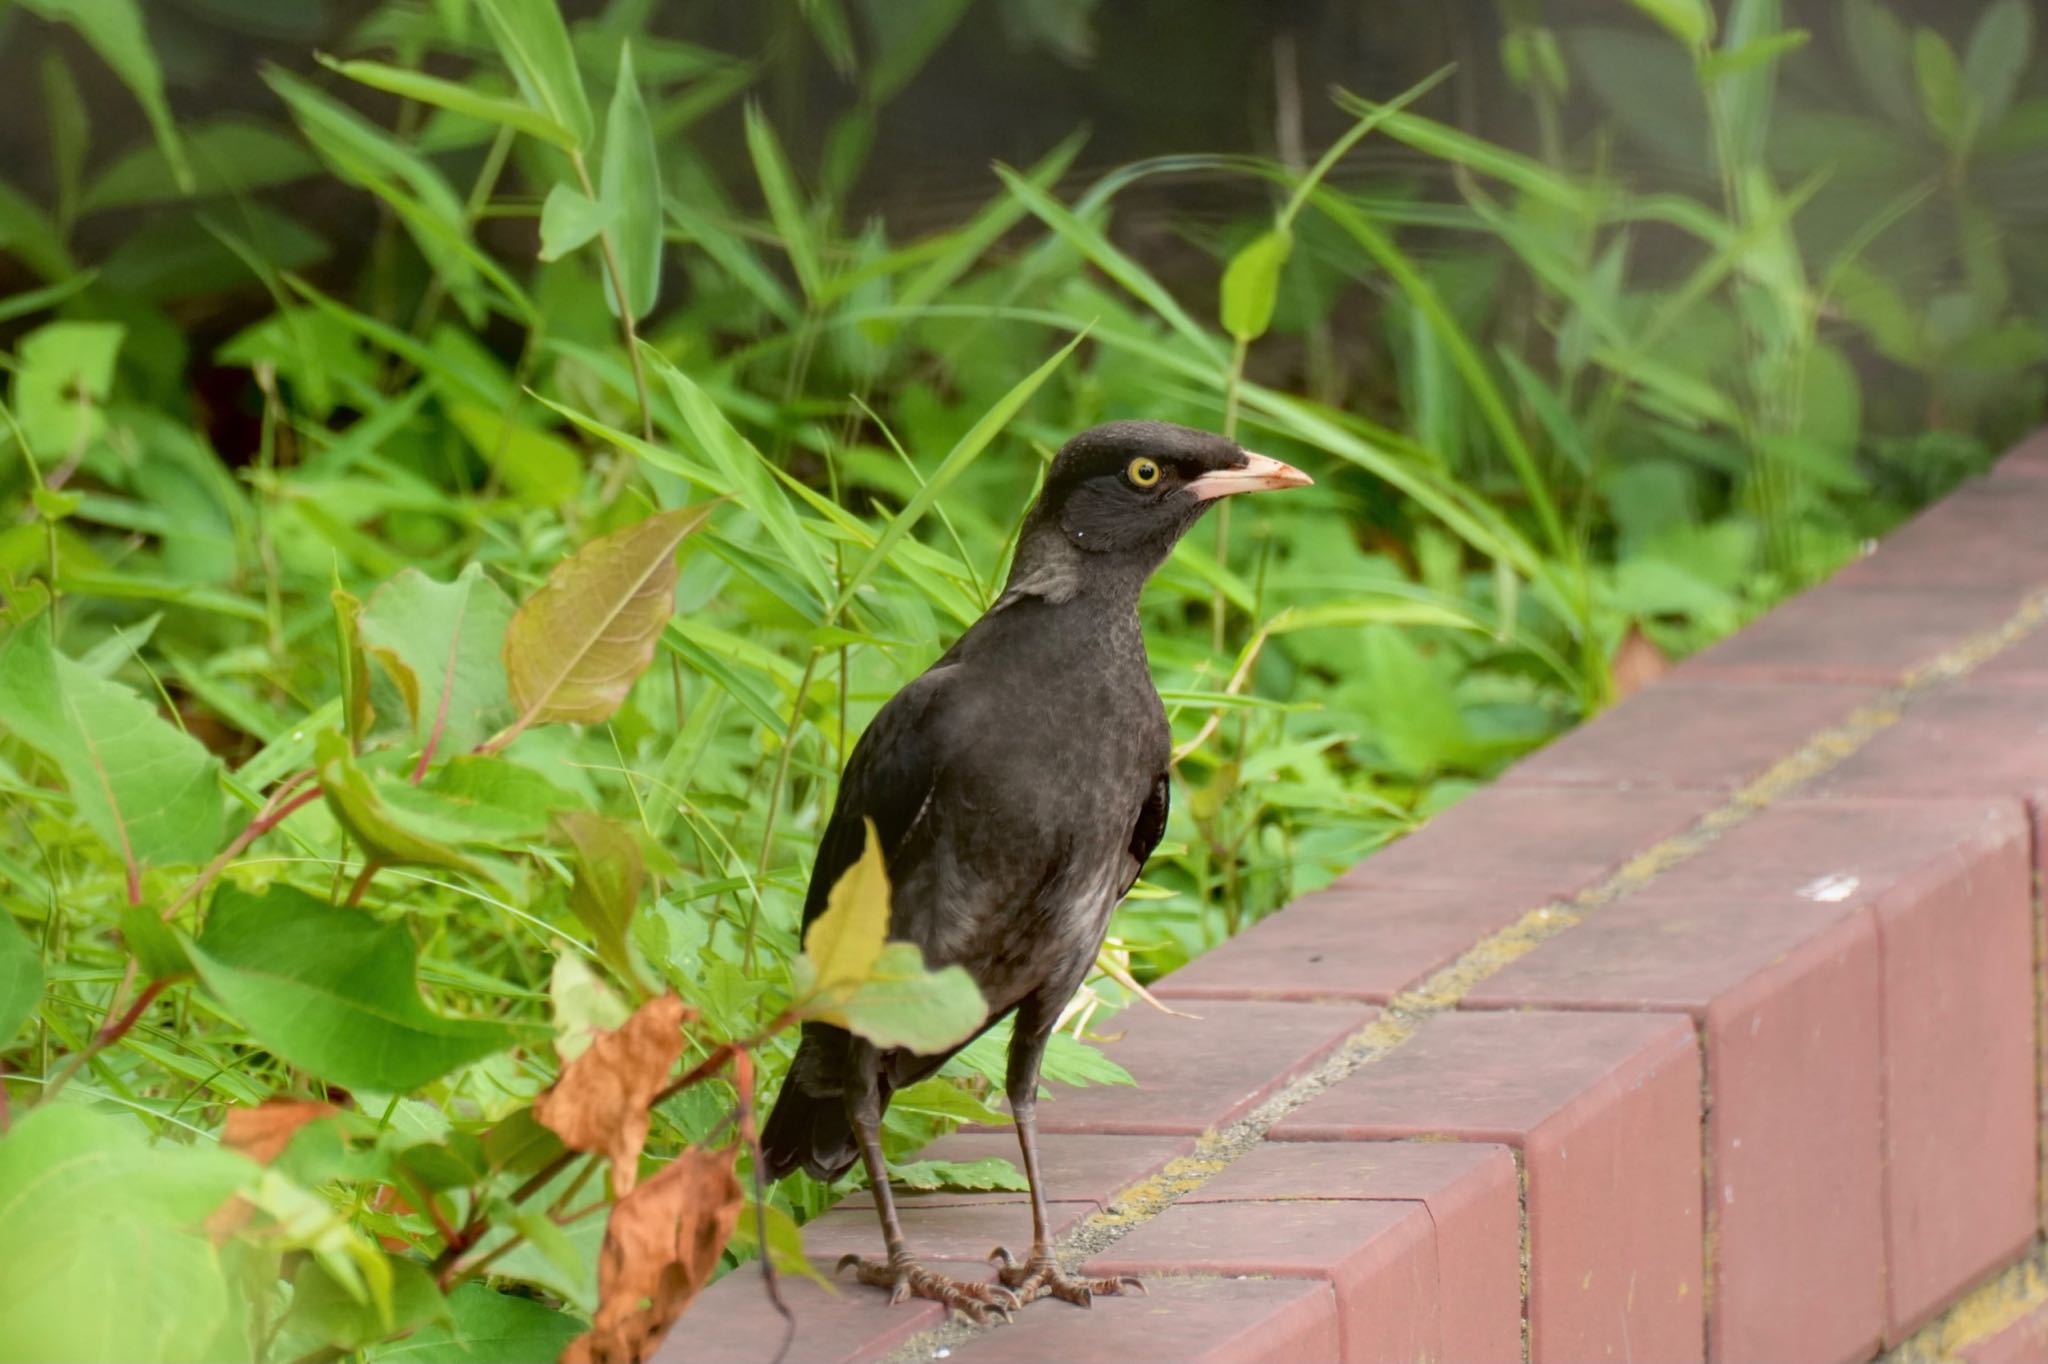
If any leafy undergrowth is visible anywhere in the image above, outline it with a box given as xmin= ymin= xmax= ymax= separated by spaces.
xmin=3 ymin=0 xmax=2042 ymax=1359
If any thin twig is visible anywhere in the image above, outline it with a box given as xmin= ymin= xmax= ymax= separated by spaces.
xmin=733 ymin=1048 xmax=796 ymax=1364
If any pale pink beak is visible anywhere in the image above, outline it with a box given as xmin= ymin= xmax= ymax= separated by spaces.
xmin=1185 ymin=450 xmax=1315 ymax=501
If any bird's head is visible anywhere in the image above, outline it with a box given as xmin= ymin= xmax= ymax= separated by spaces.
xmin=1004 ymin=420 xmax=1312 ymax=603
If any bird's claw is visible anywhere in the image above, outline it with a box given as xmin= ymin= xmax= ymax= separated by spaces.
xmin=989 ymin=1244 xmax=1144 ymax=1307
xmin=836 ymin=1252 xmax=1020 ymax=1323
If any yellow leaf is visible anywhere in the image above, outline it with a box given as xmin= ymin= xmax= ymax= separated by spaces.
xmin=801 ymin=820 xmax=889 ymax=996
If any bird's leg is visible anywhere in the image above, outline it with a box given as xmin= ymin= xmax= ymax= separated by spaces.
xmin=837 ymin=1091 xmax=1019 ymax=1323
xmin=989 ymin=1017 xmax=1143 ymax=1307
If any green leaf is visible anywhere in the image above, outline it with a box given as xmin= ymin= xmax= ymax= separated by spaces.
xmin=797 ymin=819 xmax=889 ymax=998
xmin=359 ymin=565 xmax=519 ymax=759
xmin=191 ymin=882 xmax=515 ymax=1090
xmin=0 ymin=914 xmax=42 ymax=1046
xmin=1623 ymin=0 xmax=1714 ymax=47
xmin=447 ymin=399 xmax=583 ymax=505
xmin=600 ymin=43 xmax=663 ymax=320
xmin=501 ymin=504 xmax=718 ymax=734
xmin=537 ymin=183 xmax=616 ymax=262
xmin=1698 ymin=30 xmax=1808 ymax=83
xmin=548 ymin=954 xmax=629 ymax=1061
xmin=1913 ymin=28 xmax=1974 ymax=149
xmin=474 ymin=0 xmax=595 ymax=149
xmin=554 ymin=810 xmax=646 ymax=990
xmin=0 ymin=1106 xmax=252 ymax=1364
xmin=889 ymin=1156 xmax=1028 ymax=1192
xmin=320 ymin=54 xmax=579 ymax=150
xmin=16 ymin=0 xmax=189 ymax=191
xmin=315 ymin=730 xmax=489 ymax=875
xmin=825 ymin=941 xmax=986 ymax=1055
xmin=11 ymin=318 xmax=122 ymax=457
xmin=1964 ymin=0 xmax=2033 ymax=135
xmin=120 ymin=901 xmax=191 ymax=982
xmin=283 ymin=1256 xmax=447 ymax=1354
xmin=1842 ymin=0 xmax=1919 ymax=128
xmin=419 ymin=757 xmax=577 ymax=844
xmin=744 ymin=102 xmax=824 ymax=301
xmin=0 ymin=613 xmax=225 ymax=871
xmin=1220 ymin=227 xmax=1292 ymax=343
xmin=368 ymin=1283 xmax=583 ymax=1364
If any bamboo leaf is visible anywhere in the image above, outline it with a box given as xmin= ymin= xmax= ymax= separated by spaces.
xmin=743 ymin=102 xmax=824 ymax=301
xmin=474 ymin=0 xmax=594 ymax=149
xmin=600 ymin=43 xmax=663 ymax=320
xmin=319 ymin=55 xmax=579 ymax=149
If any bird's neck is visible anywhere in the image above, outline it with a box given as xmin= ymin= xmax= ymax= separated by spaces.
xmin=997 ymin=519 xmax=1153 ymax=615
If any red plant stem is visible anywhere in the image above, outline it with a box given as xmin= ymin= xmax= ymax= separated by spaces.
xmin=162 ymin=781 xmax=322 ymax=920
xmin=40 ymin=974 xmax=180 ymax=1103
xmin=344 ymin=861 xmax=380 ymax=908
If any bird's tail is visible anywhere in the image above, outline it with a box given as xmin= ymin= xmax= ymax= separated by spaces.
xmin=759 ymin=1027 xmax=861 ymax=1183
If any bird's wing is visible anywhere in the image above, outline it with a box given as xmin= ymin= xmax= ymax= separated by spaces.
xmin=800 ymin=665 xmax=955 ymax=934
xmin=1121 ymin=771 xmax=1169 ymax=898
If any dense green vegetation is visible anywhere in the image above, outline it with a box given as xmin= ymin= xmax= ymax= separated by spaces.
xmin=1 ymin=0 xmax=2043 ymax=1358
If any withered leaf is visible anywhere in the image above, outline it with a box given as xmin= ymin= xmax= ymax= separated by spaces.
xmin=503 ymin=505 xmax=716 ymax=734
xmin=533 ymin=993 xmax=689 ymax=1196
xmin=222 ymin=1099 xmax=341 ymax=1165
xmin=1611 ymin=623 xmax=1671 ymax=702
xmin=561 ymin=1145 xmax=743 ymax=1364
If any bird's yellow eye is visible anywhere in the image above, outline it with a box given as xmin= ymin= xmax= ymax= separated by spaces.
xmin=1126 ymin=457 xmax=1162 ymax=488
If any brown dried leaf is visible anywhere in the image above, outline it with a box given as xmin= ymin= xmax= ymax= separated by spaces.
xmin=533 ymin=992 xmax=690 ymax=1195
xmin=562 ymin=1145 xmax=744 ymax=1364
xmin=222 ymin=1099 xmax=340 ymax=1165
xmin=503 ymin=505 xmax=717 ymax=732
xmin=1610 ymin=624 xmax=1671 ymax=701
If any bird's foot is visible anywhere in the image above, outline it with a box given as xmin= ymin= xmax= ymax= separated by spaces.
xmin=836 ymin=1251 xmax=1019 ymax=1323
xmin=989 ymin=1244 xmax=1143 ymax=1307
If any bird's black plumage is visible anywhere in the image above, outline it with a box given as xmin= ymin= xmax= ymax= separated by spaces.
xmin=759 ymin=420 xmax=1311 ymax=1313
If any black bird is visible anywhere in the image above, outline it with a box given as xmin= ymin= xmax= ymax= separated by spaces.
xmin=760 ymin=420 xmax=1312 ymax=1317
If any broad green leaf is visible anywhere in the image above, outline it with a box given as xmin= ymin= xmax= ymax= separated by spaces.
xmin=0 ymin=613 xmax=225 ymax=870
xmin=600 ymin=43 xmax=663 ymax=320
xmin=829 ymin=943 xmax=987 ymax=1053
xmin=420 ymin=757 xmax=577 ymax=844
xmin=359 ymin=565 xmax=518 ymax=759
xmin=0 ymin=913 xmax=41 ymax=1045
xmin=315 ymin=730 xmax=489 ymax=875
xmin=474 ymin=0 xmax=595 ymax=149
xmin=11 ymin=318 xmax=122 ymax=457
xmin=798 ymin=819 xmax=890 ymax=997
xmin=889 ymin=1156 xmax=1028 ymax=1192
xmin=537 ymin=182 xmax=616 ymax=262
xmin=119 ymin=901 xmax=191 ymax=982
xmin=1843 ymin=0 xmax=1918 ymax=128
xmin=191 ymin=882 xmax=515 ymax=1090
xmin=16 ymin=0 xmax=189 ymax=191
xmin=1623 ymin=0 xmax=1713 ymax=48
xmin=1913 ymin=28 xmax=1973 ymax=149
xmin=367 ymin=1283 xmax=583 ymax=1363
xmin=554 ymin=810 xmax=646 ymax=990
xmin=549 ymin=954 xmax=629 ymax=1061
xmin=1220 ymin=227 xmax=1292 ymax=343
xmin=502 ymin=504 xmax=718 ymax=733
xmin=0 ymin=1106 xmax=252 ymax=1364
xmin=81 ymin=118 xmax=319 ymax=212
xmin=281 ymin=1255 xmax=447 ymax=1354
xmin=320 ymin=55 xmax=579 ymax=150
xmin=1964 ymin=0 xmax=2033 ymax=135
xmin=447 ymin=399 xmax=583 ymax=505
xmin=744 ymin=102 xmax=824 ymax=300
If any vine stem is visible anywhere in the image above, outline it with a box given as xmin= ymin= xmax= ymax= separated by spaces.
xmin=162 ymin=780 xmax=322 ymax=920
xmin=39 ymin=974 xmax=179 ymax=1103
